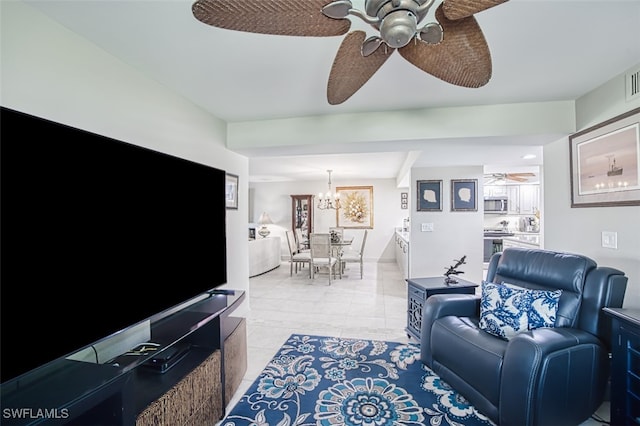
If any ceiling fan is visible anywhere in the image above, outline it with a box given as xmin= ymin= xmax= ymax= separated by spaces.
xmin=191 ymin=0 xmax=508 ymax=105
xmin=485 ymin=172 xmax=536 ymax=184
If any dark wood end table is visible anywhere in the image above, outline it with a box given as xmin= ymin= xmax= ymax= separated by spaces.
xmin=405 ymin=276 xmax=478 ymax=341
xmin=603 ymin=307 xmax=640 ymax=426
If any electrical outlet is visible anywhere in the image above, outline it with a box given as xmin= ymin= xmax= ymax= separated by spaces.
xmin=421 ymin=223 xmax=434 ymax=232
xmin=601 ymin=231 xmax=618 ymax=249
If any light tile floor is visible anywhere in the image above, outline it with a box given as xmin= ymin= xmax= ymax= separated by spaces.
xmin=221 ymin=260 xmax=609 ymax=425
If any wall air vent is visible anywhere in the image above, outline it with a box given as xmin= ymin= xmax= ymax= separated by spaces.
xmin=626 ymin=65 xmax=640 ymax=102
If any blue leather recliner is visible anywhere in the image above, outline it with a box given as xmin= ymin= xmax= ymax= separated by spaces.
xmin=420 ymin=247 xmax=628 ymax=426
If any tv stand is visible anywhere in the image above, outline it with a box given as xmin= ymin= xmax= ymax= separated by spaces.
xmin=0 ymin=290 xmax=246 ymax=425
xmin=142 ymin=343 xmax=191 ymax=373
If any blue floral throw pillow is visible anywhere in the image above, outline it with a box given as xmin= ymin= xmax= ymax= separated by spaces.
xmin=479 ymin=281 xmax=562 ymax=340
xmin=502 ymin=282 xmax=562 ymax=330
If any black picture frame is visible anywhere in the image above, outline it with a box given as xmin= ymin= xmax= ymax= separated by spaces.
xmin=416 ymin=180 xmax=442 ymax=211
xmin=451 ymin=179 xmax=477 ymax=211
xmin=225 ymin=173 xmax=239 ymax=210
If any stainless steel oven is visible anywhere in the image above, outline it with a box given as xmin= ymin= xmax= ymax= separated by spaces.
xmin=483 ymin=231 xmax=514 ymax=262
xmin=484 ymin=197 xmax=508 ymax=213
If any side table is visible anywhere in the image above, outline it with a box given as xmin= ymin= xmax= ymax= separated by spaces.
xmin=603 ymin=307 xmax=640 ymax=426
xmin=406 ymin=276 xmax=478 ymax=341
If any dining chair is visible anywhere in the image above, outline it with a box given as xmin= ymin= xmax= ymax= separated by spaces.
xmin=294 ymin=227 xmax=310 ymax=252
xmin=309 ymin=233 xmax=340 ymax=284
xmin=340 ymin=229 xmax=368 ymax=279
xmin=285 ymin=230 xmax=311 ymax=276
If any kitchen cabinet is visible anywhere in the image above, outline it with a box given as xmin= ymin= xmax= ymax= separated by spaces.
xmin=504 ymin=184 xmax=539 ymax=215
xmin=395 ymin=231 xmax=409 ymax=279
xmin=483 ymin=185 xmax=508 ymax=197
xmin=506 ymin=186 xmax=520 ymax=214
xmin=519 ymin=185 xmax=539 ymax=214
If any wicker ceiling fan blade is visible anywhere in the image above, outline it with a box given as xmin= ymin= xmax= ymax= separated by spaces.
xmin=443 ymin=0 xmax=509 ymax=21
xmin=398 ymin=5 xmax=491 ymax=88
xmin=486 ymin=172 xmax=536 ymax=182
xmin=327 ymin=31 xmax=394 ymax=105
xmin=192 ymin=0 xmax=351 ymax=37
xmin=506 ymin=173 xmax=535 ymax=182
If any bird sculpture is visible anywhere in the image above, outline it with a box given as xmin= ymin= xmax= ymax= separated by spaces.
xmin=444 ymin=255 xmax=467 ymax=284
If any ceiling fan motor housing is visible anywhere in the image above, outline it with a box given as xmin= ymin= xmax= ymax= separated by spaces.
xmin=365 ymin=0 xmax=433 ymax=48
xmin=365 ymin=0 xmax=431 ymax=23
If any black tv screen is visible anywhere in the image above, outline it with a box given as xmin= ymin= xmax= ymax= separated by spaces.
xmin=0 ymin=107 xmax=227 ymax=382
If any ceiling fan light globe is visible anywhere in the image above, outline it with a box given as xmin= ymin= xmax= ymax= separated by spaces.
xmin=322 ymin=1 xmax=354 ymax=19
xmin=362 ymin=36 xmax=384 ymax=56
xmin=380 ymin=11 xmax=417 ymax=48
xmin=419 ymin=22 xmax=443 ymax=44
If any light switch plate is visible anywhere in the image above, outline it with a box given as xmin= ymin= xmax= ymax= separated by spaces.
xmin=601 ymin=231 xmax=618 ymax=249
xmin=421 ymin=223 xmax=434 ymax=232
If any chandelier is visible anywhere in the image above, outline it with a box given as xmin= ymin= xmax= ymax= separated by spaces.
xmin=318 ymin=170 xmax=341 ymax=210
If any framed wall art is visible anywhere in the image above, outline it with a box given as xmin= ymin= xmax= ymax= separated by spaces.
xmin=225 ymin=173 xmax=239 ymax=210
xmin=569 ymin=107 xmax=640 ymax=207
xmin=335 ymin=186 xmax=373 ymax=228
xmin=416 ymin=180 xmax=442 ymax=211
xmin=451 ymin=179 xmax=477 ymax=212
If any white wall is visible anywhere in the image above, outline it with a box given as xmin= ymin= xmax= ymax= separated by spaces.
xmin=544 ymin=65 xmax=640 ymax=309
xmin=228 ymin=102 xmax=575 ymax=151
xmin=0 ymin=1 xmax=251 ymax=311
xmin=408 ymin=167 xmax=485 ymax=284
xmin=250 ymin=178 xmax=407 ymax=263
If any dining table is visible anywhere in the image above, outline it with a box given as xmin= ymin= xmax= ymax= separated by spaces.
xmin=331 ymin=237 xmax=353 ymax=270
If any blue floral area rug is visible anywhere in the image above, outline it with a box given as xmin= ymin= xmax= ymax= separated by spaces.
xmin=221 ymin=334 xmax=495 ymax=426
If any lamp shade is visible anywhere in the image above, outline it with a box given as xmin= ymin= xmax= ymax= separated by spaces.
xmin=258 ymin=212 xmax=273 ymax=225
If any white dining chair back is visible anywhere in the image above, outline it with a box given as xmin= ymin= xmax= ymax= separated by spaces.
xmin=340 ymin=229 xmax=368 ymax=279
xmin=285 ymin=230 xmax=310 ymax=276
xmin=309 ymin=233 xmax=340 ymax=284
xmin=294 ymin=227 xmax=309 ymax=252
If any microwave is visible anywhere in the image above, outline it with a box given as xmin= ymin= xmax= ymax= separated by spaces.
xmin=484 ymin=197 xmax=508 ymax=213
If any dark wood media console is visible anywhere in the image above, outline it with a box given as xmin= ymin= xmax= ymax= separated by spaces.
xmin=0 ymin=290 xmax=247 ymax=425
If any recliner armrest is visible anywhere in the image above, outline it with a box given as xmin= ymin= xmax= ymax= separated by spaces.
xmin=420 ymin=294 xmax=480 ymax=367
xmin=500 ymin=327 xmax=608 ymax=426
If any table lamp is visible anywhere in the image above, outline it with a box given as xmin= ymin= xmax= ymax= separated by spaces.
xmin=257 ymin=212 xmax=273 ymax=238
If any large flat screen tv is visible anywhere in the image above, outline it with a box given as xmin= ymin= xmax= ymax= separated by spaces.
xmin=0 ymin=106 xmax=228 ymax=382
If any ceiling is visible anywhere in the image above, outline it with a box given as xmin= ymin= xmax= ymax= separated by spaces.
xmin=20 ymin=0 xmax=640 ymax=182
